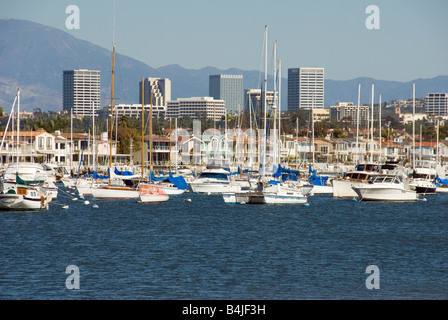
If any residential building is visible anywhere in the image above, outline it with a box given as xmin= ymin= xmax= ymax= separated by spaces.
xmin=312 ymin=109 xmax=330 ymax=122
xmin=209 ymin=74 xmax=244 ymax=114
xmin=166 ymin=97 xmax=225 ymax=121
xmin=288 ymin=67 xmax=324 ymax=111
xmin=425 ymin=93 xmax=448 ymax=116
xmin=139 ymin=78 xmax=171 ymax=107
xmin=63 ymin=69 xmax=100 ymax=116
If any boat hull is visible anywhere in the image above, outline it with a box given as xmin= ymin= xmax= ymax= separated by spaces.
xmin=332 ymin=179 xmax=359 ymax=198
xmin=352 ymin=186 xmax=418 ymax=201
xmin=0 ymin=194 xmax=49 ymax=211
xmin=91 ymin=186 xmax=139 ymax=198
xmin=138 ymin=184 xmax=169 ymax=203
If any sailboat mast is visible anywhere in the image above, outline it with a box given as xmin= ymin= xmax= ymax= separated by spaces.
xmin=378 ymin=94 xmax=381 ymax=163
xmin=92 ymin=101 xmax=96 ymax=172
xmin=278 ymin=59 xmax=282 ymax=167
xmin=16 ymin=88 xmax=20 ymax=170
xmin=141 ymin=78 xmax=145 ymax=179
xmin=109 ymin=44 xmax=116 ymax=185
xmin=71 ymin=107 xmax=73 ymax=173
xmin=412 ymin=83 xmax=415 ymax=169
xmin=370 ymin=83 xmax=374 ymax=162
xmin=150 ymin=92 xmax=153 ymax=174
xmin=169 ymin=119 xmax=172 ymax=173
xmin=263 ymin=25 xmax=267 ymax=175
xmin=356 ymin=84 xmax=360 ymax=164
xmin=273 ymin=41 xmax=277 ymax=169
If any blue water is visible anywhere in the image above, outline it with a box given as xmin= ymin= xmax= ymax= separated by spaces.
xmin=0 ymin=184 xmax=447 ymax=300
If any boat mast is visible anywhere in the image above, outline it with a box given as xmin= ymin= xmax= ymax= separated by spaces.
xmin=0 ymin=92 xmax=18 ymax=157
xmin=109 ymin=43 xmax=116 ymax=185
xmin=169 ymin=119 xmax=172 ymax=173
xmin=17 ymin=88 xmax=20 ymax=171
xmin=278 ymin=59 xmax=282 ymax=167
xmin=378 ymin=94 xmax=381 ymax=163
xmin=175 ymin=118 xmax=178 ymax=174
xmin=356 ymin=84 xmax=360 ymax=164
xmin=70 ymin=106 xmax=73 ymax=174
xmin=412 ymin=83 xmax=415 ymax=169
xmin=141 ymin=78 xmax=145 ymax=180
xmin=273 ymin=41 xmax=277 ymax=169
xmin=150 ymin=91 xmax=153 ymax=175
xmin=370 ymin=83 xmax=374 ymax=162
xmin=92 ymin=101 xmax=96 ymax=172
xmin=262 ymin=25 xmax=267 ymax=176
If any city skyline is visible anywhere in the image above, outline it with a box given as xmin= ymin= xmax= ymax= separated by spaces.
xmin=1 ymin=0 xmax=447 ymax=83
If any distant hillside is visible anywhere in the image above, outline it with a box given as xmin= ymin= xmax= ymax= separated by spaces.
xmin=0 ymin=19 xmax=447 ymax=112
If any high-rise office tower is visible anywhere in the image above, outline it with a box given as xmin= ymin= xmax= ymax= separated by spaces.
xmin=63 ymin=69 xmax=100 ymax=116
xmin=139 ymin=78 xmax=171 ymax=107
xmin=288 ymin=67 xmax=324 ymax=111
xmin=209 ymin=74 xmax=243 ymax=114
xmin=426 ymin=93 xmax=448 ymax=116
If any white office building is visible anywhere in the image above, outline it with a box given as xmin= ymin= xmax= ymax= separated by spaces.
xmin=166 ymin=97 xmax=225 ymax=121
xmin=103 ymin=104 xmax=166 ymax=118
xmin=426 ymin=93 xmax=448 ymax=116
xmin=288 ymin=67 xmax=324 ymax=111
xmin=139 ymin=77 xmax=171 ymax=107
xmin=63 ymin=69 xmax=101 ymax=116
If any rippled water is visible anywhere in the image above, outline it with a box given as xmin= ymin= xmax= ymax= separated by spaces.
xmin=0 ymin=184 xmax=447 ymax=300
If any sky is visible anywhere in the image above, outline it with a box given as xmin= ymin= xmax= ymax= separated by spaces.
xmin=1 ymin=0 xmax=448 ymax=82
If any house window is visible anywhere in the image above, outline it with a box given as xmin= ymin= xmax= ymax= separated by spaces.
xmin=47 ymin=137 xmax=52 ymax=150
xmin=38 ymin=138 xmax=44 ymax=150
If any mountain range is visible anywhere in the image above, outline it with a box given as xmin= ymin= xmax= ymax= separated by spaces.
xmin=0 ymin=18 xmax=447 ymax=112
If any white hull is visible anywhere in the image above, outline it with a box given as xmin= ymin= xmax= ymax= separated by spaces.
xmin=0 ymin=187 xmax=52 ymax=211
xmin=224 ymin=184 xmax=311 ymax=205
xmin=332 ymin=179 xmax=359 ymax=198
xmin=0 ymin=194 xmax=47 ymax=210
xmin=161 ymin=186 xmax=186 ymax=195
xmin=436 ymin=186 xmax=448 ymax=193
xmin=139 ymin=194 xmax=169 ymax=202
xmin=353 ymin=185 xmax=418 ymax=201
xmin=138 ymin=183 xmax=169 ymax=203
xmin=190 ymin=182 xmax=240 ymax=194
xmin=263 ymin=193 xmax=308 ymax=204
xmin=61 ymin=177 xmax=76 ymax=188
xmin=91 ymin=185 xmax=139 ymax=198
xmin=310 ymin=185 xmax=333 ymax=194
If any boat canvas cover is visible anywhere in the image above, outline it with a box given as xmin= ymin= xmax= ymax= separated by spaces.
xmin=150 ymin=171 xmax=188 ymax=190
xmin=114 ymin=167 xmax=134 ymax=176
xmin=16 ymin=173 xmax=44 ymax=185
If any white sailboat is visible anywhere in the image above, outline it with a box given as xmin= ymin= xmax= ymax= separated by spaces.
xmin=91 ymin=41 xmax=139 ymax=199
xmin=137 ymin=80 xmax=168 ymax=203
xmin=0 ymin=89 xmax=52 ymax=211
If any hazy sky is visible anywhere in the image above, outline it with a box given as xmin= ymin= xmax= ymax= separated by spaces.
xmin=2 ymin=0 xmax=447 ymax=82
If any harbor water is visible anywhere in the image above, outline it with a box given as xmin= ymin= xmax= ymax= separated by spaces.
xmin=0 ymin=184 xmax=447 ymax=300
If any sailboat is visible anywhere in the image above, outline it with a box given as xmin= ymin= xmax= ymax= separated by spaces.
xmin=137 ymin=79 xmax=168 ymax=203
xmin=223 ymin=27 xmax=312 ymax=205
xmin=91 ymin=40 xmax=139 ymax=199
xmin=0 ymin=89 xmax=53 ymax=211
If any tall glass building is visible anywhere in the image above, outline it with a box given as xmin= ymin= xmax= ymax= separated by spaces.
xmin=63 ymin=69 xmax=100 ymax=116
xmin=288 ymin=68 xmax=324 ymax=111
xmin=209 ymin=74 xmax=243 ymax=115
